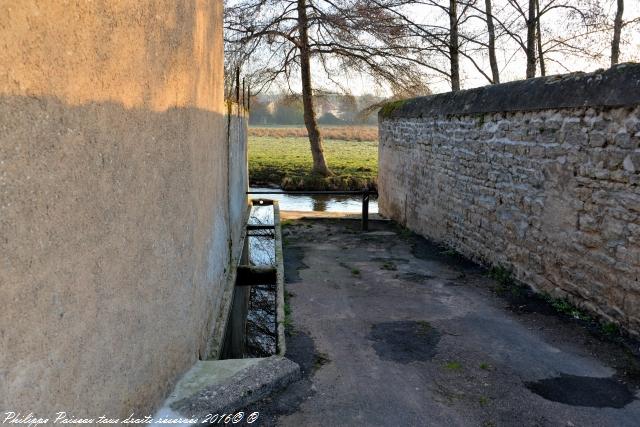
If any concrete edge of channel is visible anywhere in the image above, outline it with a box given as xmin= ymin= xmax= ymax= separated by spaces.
xmin=152 ymin=356 xmax=300 ymax=425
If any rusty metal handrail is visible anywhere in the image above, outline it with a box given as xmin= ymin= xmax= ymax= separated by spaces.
xmin=246 ymin=190 xmax=376 ymax=231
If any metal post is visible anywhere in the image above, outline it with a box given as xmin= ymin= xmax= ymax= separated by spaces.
xmin=242 ymin=78 xmax=245 ymax=109
xmin=362 ymin=191 xmax=369 ymax=231
xmin=246 ymin=190 xmax=377 ymax=232
xmin=235 ymin=67 xmax=240 ymax=104
xmin=247 ymin=83 xmax=251 ymax=111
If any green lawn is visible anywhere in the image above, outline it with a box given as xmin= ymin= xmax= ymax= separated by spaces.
xmin=249 ymin=136 xmax=378 ymax=190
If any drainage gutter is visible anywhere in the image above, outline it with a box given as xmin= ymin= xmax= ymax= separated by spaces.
xmin=152 ymin=200 xmax=297 ymax=425
xmin=206 ymin=204 xmax=252 ymax=360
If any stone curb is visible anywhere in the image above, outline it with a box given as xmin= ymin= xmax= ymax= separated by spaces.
xmin=167 ymin=356 xmax=300 ymax=421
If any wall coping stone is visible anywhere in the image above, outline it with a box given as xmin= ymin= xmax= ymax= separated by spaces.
xmin=379 ymin=63 xmax=640 ymax=119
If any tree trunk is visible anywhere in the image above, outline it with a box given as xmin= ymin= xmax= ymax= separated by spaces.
xmin=535 ymin=0 xmax=545 ymax=76
xmin=449 ymin=0 xmax=460 ymax=91
xmin=484 ymin=0 xmax=500 ymax=84
xmin=611 ymin=0 xmax=624 ymax=66
xmin=525 ymin=0 xmax=537 ymax=78
xmin=297 ymin=0 xmax=331 ymax=176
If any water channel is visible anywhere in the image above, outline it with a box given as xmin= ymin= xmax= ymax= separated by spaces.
xmin=249 ymin=186 xmax=379 ymax=214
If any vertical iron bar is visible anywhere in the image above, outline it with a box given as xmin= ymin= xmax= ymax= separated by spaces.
xmin=235 ymin=67 xmax=240 ymax=104
xmin=362 ymin=191 xmax=369 ymax=231
xmin=247 ymin=83 xmax=251 ymax=111
xmin=242 ymin=78 xmax=246 ymax=109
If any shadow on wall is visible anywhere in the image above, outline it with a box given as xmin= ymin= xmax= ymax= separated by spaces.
xmin=0 ymin=94 xmax=235 ymax=419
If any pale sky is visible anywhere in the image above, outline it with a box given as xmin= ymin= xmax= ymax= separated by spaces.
xmin=248 ymin=0 xmax=640 ymax=96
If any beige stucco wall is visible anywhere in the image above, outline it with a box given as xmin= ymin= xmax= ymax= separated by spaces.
xmin=0 ymin=0 xmax=240 ymax=419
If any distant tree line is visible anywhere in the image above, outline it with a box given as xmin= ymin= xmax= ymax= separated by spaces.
xmin=249 ymin=93 xmax=381 ymax=126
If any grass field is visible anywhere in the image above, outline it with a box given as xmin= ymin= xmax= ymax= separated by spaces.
xmin=249 ymin=133 xmax=378 ymax=190
xmin=249 ymin=125 xmax=378 ymax=142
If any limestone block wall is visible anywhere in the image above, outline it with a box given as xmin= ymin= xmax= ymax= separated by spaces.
xmin=0 ymin=0 xmax=247 ymax=419
xmin=379 ymin=65 xmax=640 ymax=333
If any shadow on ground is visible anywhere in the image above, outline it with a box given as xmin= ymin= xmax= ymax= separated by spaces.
xmin=242 ymin=218 xmax=640 ymax=427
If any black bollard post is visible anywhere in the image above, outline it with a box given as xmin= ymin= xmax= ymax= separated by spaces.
xmin=235 ymin=67 xmax=240 ymax=104
xmin=362 ymin=191 xmax=369 ymax=231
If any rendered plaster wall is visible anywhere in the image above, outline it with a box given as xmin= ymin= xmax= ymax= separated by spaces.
xmin=0 ymin=0 xmax=247 ymax=419
xmin=228 ymin=103 xmax=250 ymax=259
xmin=379 ymin=65 xmax=640 ymax=333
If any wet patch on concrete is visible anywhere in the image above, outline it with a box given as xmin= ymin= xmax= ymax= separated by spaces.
xmin=313 ymin=352 xmax=331 ymax=371
xmin=235 ymin=330 xmax=322 ymax=426
xmin=407 ymin=233 xmax=480 ymax=272
xmin=343 ymin=219 xmax=389 ymax=232
xmin=496 ymin=280 xmax=571 ymax=318
xmin=284 ymin=246 xmax=308 ymax=284
xmin=370 ymin=256 xmax=410 ymax=264
xmin=526 ymin=374 xmax=635 ymax=408
xmin=485 ymin=273 xmax=640 ymax=383
xmin=368 ymin=321 xmax=441 ymax=363
xmin=395 ymin=272 xmax=435 ymax=282
xmin=263 ymin=218 xmax=640 ymax=425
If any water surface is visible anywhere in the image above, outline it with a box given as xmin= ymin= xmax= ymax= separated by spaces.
xmin=249 ymin=186 xmax=378 ymax=213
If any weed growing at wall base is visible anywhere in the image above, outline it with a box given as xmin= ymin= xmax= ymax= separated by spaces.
xmin=540 ymin=293 xmax=593 ymax=322
xmin=485 ymin=267 xmax=628 ymax=343
xmin=284 ymin=290 xmax=293 ymax=331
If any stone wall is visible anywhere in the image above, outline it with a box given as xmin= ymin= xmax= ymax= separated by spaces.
xmin=0 ymin=0 xmax=247 ymax=419
xmin=379 ymin=65 xmax=640 ymax=333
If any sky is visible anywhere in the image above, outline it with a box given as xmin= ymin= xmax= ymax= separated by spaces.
xmin=243 ymin=0 xmax=640 ymax=96
xmin=352 ymin=0 xmax=640 ymax=95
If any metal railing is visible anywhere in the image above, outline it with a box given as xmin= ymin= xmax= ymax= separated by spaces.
xmin=246 ymin=190 xmax=376 ymax=231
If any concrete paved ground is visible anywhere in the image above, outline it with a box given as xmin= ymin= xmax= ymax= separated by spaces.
xmin=249 ymin=218 xmax=640 ymax=427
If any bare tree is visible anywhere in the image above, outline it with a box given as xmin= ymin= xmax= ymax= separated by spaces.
xmin=484 ymin=0 xmax=500 ymax=83
xmin=579 ymin=0 xmax=639 ymax=67
xmin=399 ymin=0 xmax=637 ymax=84
xmin=535 ymin=0 xmax=546 ymax=76
xmin=372 ymin=0 xmax=484 ymax=91
xmin=449 ymin=0 xmax=461 ymax=90
xmin=226 ymin=0 xmax=434 ymax=177
xmin=525 ymin=0 xmax=537 ymax=78
xmin=296 ymin=0 xmax=329 ymax=175
xmin=494 ymin=0 xmax=597 ymax=78
xmin=611 ymin=0 xmax=624 ymax=65
xmin=445 ymin=0 xmax=504 ymax=85
xmin=485 ymin=0 xmax=535 ymax=78
xmin=229 ymin=0 xmax=637 ymax=130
